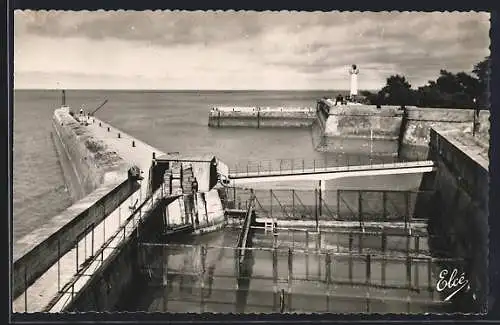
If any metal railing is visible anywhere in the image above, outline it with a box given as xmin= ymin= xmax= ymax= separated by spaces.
xmin=220 ymin=188 xmax=434 ymax=225
xmin=228 ymin=153 xmax=431 ymax=177
xmin=39 ymin=186 xmax=165 ymax=312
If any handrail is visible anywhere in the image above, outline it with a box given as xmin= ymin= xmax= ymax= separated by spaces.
xmin=229 ymin=155 xmax=433 ymax=178
xmin=43 ymin=187 xmax=163 ymax=312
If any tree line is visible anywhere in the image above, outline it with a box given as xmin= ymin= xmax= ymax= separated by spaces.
xmin=360 ymin=56 xmax=490 ymax=109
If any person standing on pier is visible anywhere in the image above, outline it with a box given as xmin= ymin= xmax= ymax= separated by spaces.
xmin=335 ymin=94 xmax=344 ymax=106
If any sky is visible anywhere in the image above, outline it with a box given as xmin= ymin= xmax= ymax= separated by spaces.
xmin=14 ymin=11 xmax=491 ymax=90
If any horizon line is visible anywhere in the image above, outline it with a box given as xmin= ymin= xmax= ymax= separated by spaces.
xmin=13 ymin=88 xmax=378 ymax=92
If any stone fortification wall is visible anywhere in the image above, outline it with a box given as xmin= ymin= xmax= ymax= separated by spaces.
xmin=417 ymin=128 xmax=488 ymax=312
xmin=314 ymin=103 xmax=403 ymax=156
xmin=402 ymin=107 xmax=490 ymax=148
xmin=314 ymin=100 xmax=490 ymax=157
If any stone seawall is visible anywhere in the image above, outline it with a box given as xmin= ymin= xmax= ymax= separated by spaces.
xmin=208 ymin=106 xmax=316 ymax=128
xmin=52 ymin=107 xmax=129 ymax=201
xmin=417 ymin=128 xmax=488 ymax=312
xmin=315 ymin=100 xmax=490 ymax=157
xmin=402 ymin=107 xmax=490 ymax=148
xmin=314 ymin=102 xmax=403 ymax=156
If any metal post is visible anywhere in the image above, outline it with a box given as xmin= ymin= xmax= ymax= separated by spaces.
xmin=292 ymin=190 xmax=295 ymax=218
xmin=358 ymin=190 xmax=363 ymax=228
xmin=348 ymin=249 xmax=353 ymax=284
xmin=382 ymin=191 xmax=387 ymax=221
xmin=406 ymin=256 xmax=412 ymax=289
xmin=272 ymin=248 xmax=278 ymax=311
xmin=270 ymin=189 xmax=273 ymax=220
xmin=314 ymin=188 xmax=318 ymax=223
xmin=103 ymin=213 xmax=106 ymax=243
xmin=91 ymin=226 xmax=95 ymax=256
xmin=358 ymin=231 xmax=363 ymax=254
xmin=200 ymin=245 xmax=206 ymax=313
xmin=234 ymin=248 xmax=240 ymax=282
xmin=163 ymin=246 xmax=168 ymax=312
xmin=366 ymin=254 xmax=371 ymax=285
xmin=381 ymin=231 xmax=387 ymax=253
xmin=405 ymin=191 xmax=410 ymax=231
xmin=336 ymin=190 xmax=340 ymax=219
xmin=233 ymin=186 xmax=236 ymax=208
xmin=24 ymin=266 xmax=28 ymax=312
xmin=306 ymin=230 xmax=310 ymax=279
xmin=280 ymin=289 xmax=285 ymax=313
xmin=57 ymin=239 xmax=61 ymax=292
xmin=381 ymin=255 xmax=386 ymax=285
xmin=288 ymin=247 xmax=293 ymax=310
xmin=75 ymin=241 xmax=79 ymax=273
xmin=318 ymin=181 xmax=322 ymax=218
xmin=84 ymin=225 xmax=88 ymax=260
xmin=406 ymin=234 xmax=411 ymax=258
xmin=326 ymin=252 xmax=331 ymax=311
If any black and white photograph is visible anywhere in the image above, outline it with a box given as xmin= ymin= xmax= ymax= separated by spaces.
xmin=11 ymin=10 xmax=491 ymax=314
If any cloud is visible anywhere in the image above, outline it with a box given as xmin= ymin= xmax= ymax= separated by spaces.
xmin=14 ymin=10 xmax=490 ymax=89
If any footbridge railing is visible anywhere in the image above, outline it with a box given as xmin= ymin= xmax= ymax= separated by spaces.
xmin=228 ymin=153 xmax=431 ymax=178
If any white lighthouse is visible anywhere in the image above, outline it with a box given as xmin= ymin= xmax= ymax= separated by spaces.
xmin=349 ymin=64 xmax=359 ymax=98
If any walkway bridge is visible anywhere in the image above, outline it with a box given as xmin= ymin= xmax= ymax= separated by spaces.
xmin=227 ymin=155 xmax=436 ymax=185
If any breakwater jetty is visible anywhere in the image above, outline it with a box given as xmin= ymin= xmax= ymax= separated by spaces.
xmin=208 ymin=106 xmax=316 ymax=128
